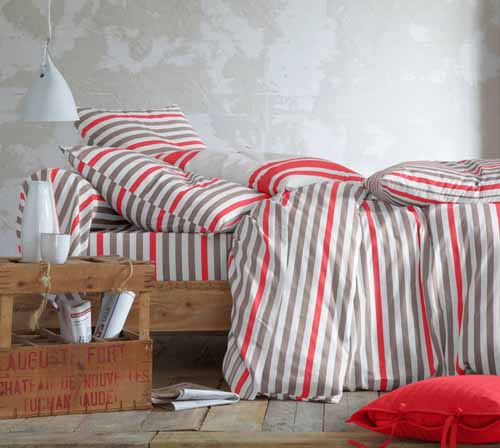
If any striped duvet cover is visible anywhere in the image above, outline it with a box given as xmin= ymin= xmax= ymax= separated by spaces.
xmin=223 ymin=182 xmax=500 ymax=402
xmin=18 ymin=167 xmax=500 ymax=402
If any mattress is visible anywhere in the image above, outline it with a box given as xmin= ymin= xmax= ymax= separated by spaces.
xmin=87 ymin=231 xmax=233 ymax=281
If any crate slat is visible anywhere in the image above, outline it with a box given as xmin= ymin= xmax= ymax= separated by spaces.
xmin=0 ymin=258 xmax=154 ymax=294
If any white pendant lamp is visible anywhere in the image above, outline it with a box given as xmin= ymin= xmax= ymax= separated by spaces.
xmin=20 ymin=0 xmax=78 ymax=122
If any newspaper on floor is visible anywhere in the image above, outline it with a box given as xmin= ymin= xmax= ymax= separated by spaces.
xmin=152 ymin=383 xmax=240 ymax=411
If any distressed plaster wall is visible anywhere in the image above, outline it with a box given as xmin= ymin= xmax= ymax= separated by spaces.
xmin=1 ymin=0 xmax=500 ymax=255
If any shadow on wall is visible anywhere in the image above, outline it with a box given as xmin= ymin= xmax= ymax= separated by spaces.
xmin=480 ymin=1 xmax=500 ymax=159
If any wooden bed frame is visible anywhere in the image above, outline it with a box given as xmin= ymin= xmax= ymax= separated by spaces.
xmin=13 ymin=281 xmax=232 ymax=332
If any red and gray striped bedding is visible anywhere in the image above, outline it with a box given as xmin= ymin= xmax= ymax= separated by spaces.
xmin=18 ymin=159 xmax=500 ymax=403
xmin=17 ymin=169 xmax=232 ymax=281
xmin=157 ymin=149 xmax=364 ymax=195
xmin=223 ymin=181 xmax=500 ymax=401
xmin=17 ymin=168 xmax=131 ymax=256
xmin=87 ymin=231 xmax=232 ymax=281
xmin=64 ymin=145 xmax=269 ymax=233
xmin=76 ymin=105 xmax=207 ymax=154
xmin=365 ymin=159 xmax=500 ymax=205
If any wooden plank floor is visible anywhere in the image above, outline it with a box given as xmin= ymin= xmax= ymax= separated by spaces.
xmin=0 ymin=334 xmax=497 ymax=447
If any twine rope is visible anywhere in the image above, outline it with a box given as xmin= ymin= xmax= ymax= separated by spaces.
xmin=29 ymin=262 xmax=51 ymax=331
xmin=28 ymin=258 xmax=134 ymax=332
xmin=115 ymin=258 xmax=134 ymax=293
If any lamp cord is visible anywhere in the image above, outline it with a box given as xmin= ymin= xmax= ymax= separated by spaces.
xmin=41 ymin=0 xmax=52 ymax=75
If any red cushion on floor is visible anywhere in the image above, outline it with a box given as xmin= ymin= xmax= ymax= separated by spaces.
xmin=347 ymin=376 xmax=500 ymax=448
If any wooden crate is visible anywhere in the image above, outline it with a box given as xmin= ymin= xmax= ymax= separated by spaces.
xmin=0 ymin=256 xmax=154 ymax=419
xmin=0 ymin=330 xmax=152 ymax=419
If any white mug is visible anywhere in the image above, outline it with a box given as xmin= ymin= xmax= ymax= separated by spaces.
xmin=40 ymin=233 xmax=70 ymax=264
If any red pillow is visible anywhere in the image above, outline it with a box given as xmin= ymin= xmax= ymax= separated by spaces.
xmin=347 ymin=376 xmax=500 ymax=448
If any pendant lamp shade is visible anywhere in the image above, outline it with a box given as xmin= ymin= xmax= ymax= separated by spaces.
xmin=20 ymin=52 xmax=78 ymax=122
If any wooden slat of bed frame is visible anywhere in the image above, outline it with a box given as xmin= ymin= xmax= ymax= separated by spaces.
xmin=12 ymin=281 xmax=232 ymax=332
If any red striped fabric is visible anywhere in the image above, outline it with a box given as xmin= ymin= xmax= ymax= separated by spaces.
xmin=249 ymin=158 xmax=364 ymax=194
xmin=75 ymin=105 xmax=207 ymax=158
xmin=87 ymin=231 xmax=233 ymax=281
xmin=225 ymin=181 xmax=500 ymax=401
xmin=298 ymin=182 xmax=339 ymax=399
xmin=16 ymin=169 xmax=130 ymax=258
xmin=362 ymin=201 xmax=388 ymax=391
xmin=20 ymin=161 xmax=500 ymax=403
xmin=366 ymin=160 xmax=500 ymax=205
xmin=407 ymin=206 xmax=436 ymax=376
xmin=224 ymin=182 xmax=363 ymax=401
xmin=153 ymin=150 xmax=364 ymax=196
xmin=64 ymin=145 xmax=269 ymax=233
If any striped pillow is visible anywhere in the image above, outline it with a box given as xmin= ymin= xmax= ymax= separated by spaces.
xmin=366 ymin=160 xmax=500 ymax=205
xmin=75 ymin=105 xmax=207 ymax=157
xmin=155 ymin=149 xmax=364 ymax=195
xmin=244 ymin=154 xmax=364 ymax=194
xmin=64 ymin=145 xmax=269 ymax=233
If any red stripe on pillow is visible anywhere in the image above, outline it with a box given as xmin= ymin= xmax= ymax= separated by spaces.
xmin=116 ymin=187 xmax=127 ymax=216
xmin=256 ymin=159 xmax=359 ymax=193
xmin=178 ymin=150 xmax=202 ymax=170
xmin=168 ymin=178 xmax=220 ymax=213
xmin=391 ymin=172 xmax=476 ymax=192
xmin=248 ymin=158 xmax=297 ymax=188
xmin=156 ymin=209 xmax=165 ymax=230
xmin=88 ymin=147 xmax=123 ymax=167
xmin=382 ymin=185 xmax=442 ymax=204
xmin=79 ymin=194 xmax=104 ymax=212
xmin=81 ymin=113 xmax=184 ymax=138
xmin=129 ymin=166 xmax=163 ymax=193
xmin=160 ymin=149 xmax=202 ymax=167
xmin=127 ymin=139 xmax=204 ymax=150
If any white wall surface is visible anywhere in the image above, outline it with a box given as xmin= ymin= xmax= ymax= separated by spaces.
xmin=1 ymin=0 xmax=500 ymax=254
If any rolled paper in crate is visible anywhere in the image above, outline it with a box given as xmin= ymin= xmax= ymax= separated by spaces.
xmin=94 ymin=291 xmax=135 ymax=339
xmin=58 ymin=299 xmax=92 ymax=343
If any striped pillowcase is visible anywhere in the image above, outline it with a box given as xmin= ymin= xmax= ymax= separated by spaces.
xmin=245 ymin=155 xmax=364 ymax=194
xmin=366 ymin=160 xmax=500 ymax=206
xmin=64 ymin=145 xmax=269 ymax=233
xmin=17 ymin=168 xmax=131 ymax=257
xmin=155 ymin=149 xmax=364 ymax=195
xmin=75 ymin=105 xmax=207 ymax=157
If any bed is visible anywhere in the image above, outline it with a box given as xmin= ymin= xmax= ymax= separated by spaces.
xmin=15 ymin=106 xmax=500 ymax=402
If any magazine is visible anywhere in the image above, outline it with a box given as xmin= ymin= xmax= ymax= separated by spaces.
xmin=152 ymin=383 xmax=240 ymax=411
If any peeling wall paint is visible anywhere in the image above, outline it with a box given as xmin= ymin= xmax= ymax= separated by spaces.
xmin=1 ymin=0 xmax=500 ymax=255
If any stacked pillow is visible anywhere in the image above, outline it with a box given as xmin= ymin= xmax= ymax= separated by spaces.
xmin=74 ymin=105 xmax=364 ymax=197
xmin=64 ymin=145 xmax=268 ymax=233
xmin=70 ymin=105 xmax=365 ymax=238
xmin=158 ymin=149 xmax=365 ymax=195
xmin=365 ymin=160 xmax=500 ymax=206
xmin=75 ymin=105 xmax=207 ymax=156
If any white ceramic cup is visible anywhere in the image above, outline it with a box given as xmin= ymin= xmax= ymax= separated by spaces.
xmin=40 ymin=233 xmax=70 ymax=264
